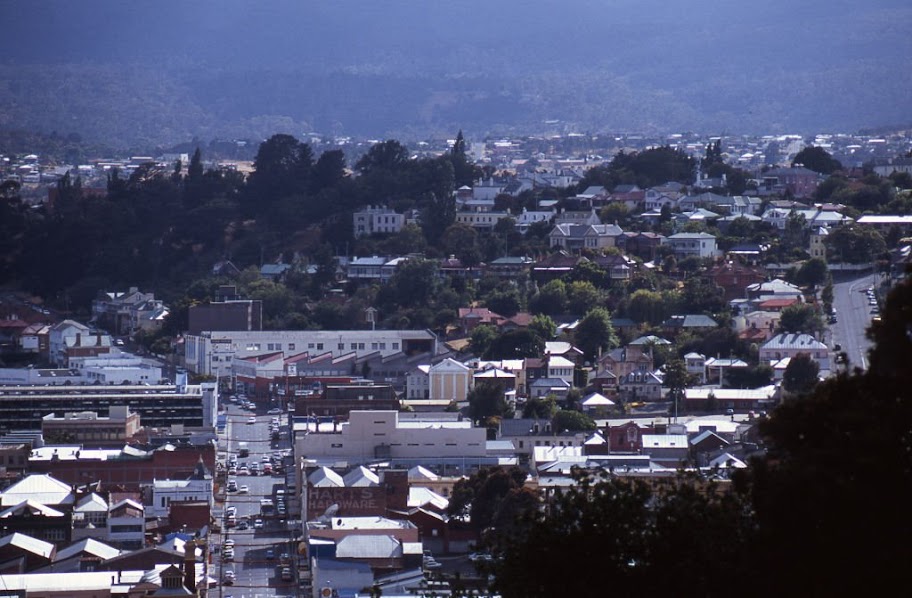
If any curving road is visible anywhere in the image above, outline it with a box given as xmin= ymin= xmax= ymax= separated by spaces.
xmin=830 ymin=272 xmax=878 ymax=371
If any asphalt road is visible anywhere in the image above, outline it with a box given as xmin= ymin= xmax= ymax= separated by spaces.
xmin=830 ymin=271 xmax=879 ymax=371
xmin=214 ymin=402 xmax=299 ymax=598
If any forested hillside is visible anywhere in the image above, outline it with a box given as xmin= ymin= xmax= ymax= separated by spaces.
xmin=1 ymin=1 xmax=909 ymax=147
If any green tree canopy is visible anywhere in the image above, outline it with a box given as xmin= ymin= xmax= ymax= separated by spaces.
xmin=793 ymin=257 xmax=828 ymax=288
xmin=791 ymin=145 xmax=842 ymax=174
xmin=573 ymin=307 xmax=619 ymax=361
xmin=551 ymin=409 xmax=597 ymax=432
xmin=778 ymin=303 xmax=824 ymax=335
xmin=824 ymin=224 xmax=886 ymax=264
xmin=529 ymin=279 xmax=567 ymax=316
xmin=781 ymin=352 xmax=820 ymax=395
xmin=467 ymin=381 xmax=513 ymax=425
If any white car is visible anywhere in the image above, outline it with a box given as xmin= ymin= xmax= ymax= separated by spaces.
xmin=254 ymin=518 xmax=264 ymax=530
xmin=238 ymin=485 xmax=249 ymax=494
xmin=247 ymin=416 xmax=257 ymax=424
xmin=223 ymin=539 xmax=235 ymax=548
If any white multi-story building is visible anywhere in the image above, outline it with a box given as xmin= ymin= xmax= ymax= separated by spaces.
xmin=294 ymin=410 xmax=486 ymax=464
xmin=184 ymin=329 xmax=437 ymax=377
xmin=353 ymin=206 xmax=405 ymax=238
xmin=146 ymin=460 xmax=212 ymax=518
xmin=665 ymin=232 xmax=720 ymax=259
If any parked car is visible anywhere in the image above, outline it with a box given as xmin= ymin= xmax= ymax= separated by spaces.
xmin=267 ymin=407 xmax=282 ymax=415
xmin=281 ymin=567 xmax=293 ymax=581
xmin=266 ymin=548 xmax=275 ymax=560
xmin=247 ymin=416 xmax=257 ymax=424
xmin=239 ymin=485 xmax=249 ymax=494
xmin=254 ymin=518 xmax=264 ymax=530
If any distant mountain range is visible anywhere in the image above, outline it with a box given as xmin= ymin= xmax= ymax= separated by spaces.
xmin=1 ymin=0 xmax=910 ymax=148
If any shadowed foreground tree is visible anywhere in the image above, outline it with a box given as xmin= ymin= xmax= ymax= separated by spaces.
xmin=489 ymin=472 xmax=754 ymax=598
xmin=743 ymin=267 xmax=912 ymax=596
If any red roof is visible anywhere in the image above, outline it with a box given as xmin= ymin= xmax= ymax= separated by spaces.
xmin=758 ymin=298 xmax=799 ymax=309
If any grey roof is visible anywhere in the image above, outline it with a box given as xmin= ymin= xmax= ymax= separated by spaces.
xmin=663 ymin=314 xmax=719 ymax=328
xmin=761 ymin=333 xmax=827 ymax=351
xmin=336 ymin=534 xmax=401 ymax=559
xmin=629 ymin=335 xmax=672 ymax=345
xmin=690 ymin=430 xmax=730 ymax=447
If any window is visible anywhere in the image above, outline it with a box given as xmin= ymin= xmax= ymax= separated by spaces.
xmin=393 ymin=342 xmax=399 ymax=350
xmin=338 ymin=344 xmax=345 ymax=351
xmin=331 ymin=443 xmax=343 ymax=448
xmin=317 ymin=343 xmax=323 ymax=350
xmin=372 ymin=343 xmax=378 ymax=350
xmin=359 ymin=343 xmax=365 ymax=350
xmin=308 ymin=343 xmax=314 ymax=349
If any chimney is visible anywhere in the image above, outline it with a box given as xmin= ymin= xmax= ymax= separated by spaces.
xmin=183 ymin=540 xmax=196 ymax=592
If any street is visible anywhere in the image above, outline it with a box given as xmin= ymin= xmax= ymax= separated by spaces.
xmin=830 ymin=271 xmax=878 ymax=370
xmin=214 ymin=401 xmax=300 ymax=598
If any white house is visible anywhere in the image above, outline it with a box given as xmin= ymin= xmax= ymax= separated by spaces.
xmin=353 ymin=206 xmax=405 ymax=238
xmin=665 ymin=232 xmax=720 ymax=259
xmin=759 ymin=333 xmax=830 ymax=371
xmin=147 ymin=460 xmax=212 ymax=518
xmin=406 ymin=365 xmax=431 ymax=400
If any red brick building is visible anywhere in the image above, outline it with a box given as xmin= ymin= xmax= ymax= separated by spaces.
xmin=29 ymin=444 xmax=216 ymax=491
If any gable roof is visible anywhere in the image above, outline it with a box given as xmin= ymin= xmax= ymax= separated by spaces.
xmin=0 ymin=532 xmax=55 ymax=559
xmin=0 ymin=474 xmax=74 ymax=507
xmin=408 ymin=487 xmax=449 ymax=511
xmin=0 ymin=500 xmax=65 ymax=519
xmin=342 ymin=466 xmax=380 ymax=487
xmin=407 ymin=465 xmax=438 ymax=481
xmin=54 ymin=538 xmax=121 ymax=562
xmin=309 ymin=467 xmax=344 ymax=488
xmin=581 ymin=392 xmax=615 ymax=407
